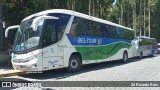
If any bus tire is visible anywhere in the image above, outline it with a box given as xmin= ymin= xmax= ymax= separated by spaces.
xmin=139 ymin=52 xmax=143 ymax=58
xmin=67 ymin=55 xmax=82 ymax=72
xmin=121 ymin=51 xmax=128 ymax=63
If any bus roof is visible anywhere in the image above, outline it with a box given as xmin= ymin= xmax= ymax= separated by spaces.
xmin=137 ymin=36 xmax=157 ymax=42
xmin=22 ymin=9 xmax=133 ymax=31
xmin=138 ymin=36 xmax=156 ymax=40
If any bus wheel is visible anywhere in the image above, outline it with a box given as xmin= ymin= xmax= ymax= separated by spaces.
xmin=139 ymin=52 xmax=143 ymax=58
xmin=121 ymin=51 xmax=128 ymax=63
xmin=67 ymin=55 xmax=82 ymax=72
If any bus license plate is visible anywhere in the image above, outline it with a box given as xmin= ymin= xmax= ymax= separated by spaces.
xmin=16 ymin=65 xmax=21 ymax=69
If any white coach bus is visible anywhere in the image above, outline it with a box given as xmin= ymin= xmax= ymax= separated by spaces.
xmin=5 ymin=9 xmax=135 ymax=72
xmin=134 ymin=36 xmax=158 ymax=58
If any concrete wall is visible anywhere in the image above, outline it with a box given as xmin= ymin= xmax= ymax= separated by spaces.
xmin=0 ymin=51 xmax=10 ymax=66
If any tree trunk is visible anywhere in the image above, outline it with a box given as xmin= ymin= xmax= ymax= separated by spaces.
xmin=144 ymin=0 xmax=146 ymax=36
xmin=148 ymin=0 xmax=151 ymax=37
xmin=0 ymin=0 xmax=3 ymax=51
xmin=92 ymin=0 xmax=95 ymax=16
xmin=119 ymin=0 xmax=123 ymax=25
xmin=100 ymin=5 xmax=103 ymax=18
xmin=72 ymin=0 xmax=75 ymax=10
xmin=133 ymin=0 xmax=136 ymax=37
xmin=44 ymin=0 xmax=50 ymax=10
xmin=127 ymin=0 xmax=130 ymax=27
xmin=140 ymin=0 xmax=142 ymax=36
xmin=120 ymin=0 xmax=123 ymax=25
xmin=89 ymin=0 xmax=91 ymax=15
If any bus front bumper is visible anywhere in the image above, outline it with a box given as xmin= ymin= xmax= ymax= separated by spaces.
xmin=11 ymin=58 xmax=40 ymax=71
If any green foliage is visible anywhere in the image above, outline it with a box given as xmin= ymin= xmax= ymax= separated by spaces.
xmin=2 ymin=0 xmax=160 ymax=43
xmin=151 ymin=0 xmax=160 ymax=42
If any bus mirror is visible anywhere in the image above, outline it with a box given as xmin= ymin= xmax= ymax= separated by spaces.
xmin=32 ymin=16 xmax=59 ymax=31
xmin=5 ymin=25 xmax=19 ymax=38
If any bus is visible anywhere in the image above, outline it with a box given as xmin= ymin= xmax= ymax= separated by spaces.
xmin=134 ymin=36 xmax=158 ymax=58
xmin=5 ymin=9 xmax=135 ymax=72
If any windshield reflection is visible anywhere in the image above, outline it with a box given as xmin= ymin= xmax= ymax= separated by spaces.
xmin=13 ymin=18 xmax=43 ymax=52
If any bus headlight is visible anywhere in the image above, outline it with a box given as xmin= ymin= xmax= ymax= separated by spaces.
xmin=12 ymin=59 xmax=30 ymax=63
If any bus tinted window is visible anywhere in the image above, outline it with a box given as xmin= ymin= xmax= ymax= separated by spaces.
xmin=43 ymin=13 xmax=70 ymax=47
xmin=140 ymin=38 xmax=157 ymax=46
xmin=69 ymin=16 xmax=134 ymax=40
xmin=99 ymin=23 xmax=107 ymax=37
xmin=43 ymin=20 xmax=57 ymax=47
xmin=48 ymin=13 xmax=70 ymax=41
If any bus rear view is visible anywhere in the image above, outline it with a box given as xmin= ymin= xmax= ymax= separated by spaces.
xmin=134 ymin=36 xmax=157 ymax=58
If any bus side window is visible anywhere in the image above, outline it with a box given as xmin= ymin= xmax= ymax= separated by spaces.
xmin=43 ymin=20 xmax=57 ymax=47
xmin=105 ymin=24 xmax=109 ymax=37
xmin=57 ymin=27 xmax=63 ymax=41
xmin=99 ymin=23 xmax=106 ymax=37
xmin=69 ymin=17 xmax=79 ymax=38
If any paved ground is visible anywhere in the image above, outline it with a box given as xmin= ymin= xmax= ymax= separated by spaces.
xmin=1 ymin=54 xmax=160 ymax=90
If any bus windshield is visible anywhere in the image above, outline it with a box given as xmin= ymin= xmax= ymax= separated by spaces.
xmin=13 ymin=18 xmax=43 ymax=52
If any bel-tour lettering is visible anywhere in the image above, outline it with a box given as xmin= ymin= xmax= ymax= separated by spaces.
xmin=78 ymin=38 xmax=97 ymax=44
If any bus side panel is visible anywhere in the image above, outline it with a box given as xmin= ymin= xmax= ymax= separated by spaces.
xmin=74 ymin=42 xmax=132 ymax=61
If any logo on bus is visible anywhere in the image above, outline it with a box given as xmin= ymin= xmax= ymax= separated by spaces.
xmin=98 ymin=38 xmax=102 ymax=45
xmin=78 ymin=38 xmax=97 ymax=44
xmin=48 ymin=60 xmax=58 ymax=66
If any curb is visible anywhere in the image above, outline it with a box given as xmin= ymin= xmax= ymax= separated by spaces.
xmin=0 ymin=70 xmax=27 ymax=78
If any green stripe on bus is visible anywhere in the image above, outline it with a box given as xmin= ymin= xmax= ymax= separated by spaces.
xmin=75 ymin=42 xmax=131 ymax=60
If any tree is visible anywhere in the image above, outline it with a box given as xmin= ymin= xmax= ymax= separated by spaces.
xmin=0 ymin=0 xmax=3 ymax=51
xmin=2 ymin=0 xmax=160 ymax=42
xmin=133 ymin=0 xmax=136 ymax=37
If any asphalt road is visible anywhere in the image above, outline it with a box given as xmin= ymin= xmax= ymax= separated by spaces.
xmin=1 ymin=54 xmax=160 ymax=90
